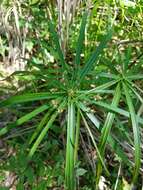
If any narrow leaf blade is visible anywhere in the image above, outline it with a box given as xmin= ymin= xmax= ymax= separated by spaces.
xmin=0 ymin=92 xmax=63 ymax=108
xmin=79 ymin=29 xmax=112 ymax=81
xmin=0 ymin=104 xmax=49 ymax=136
xmin=123 ymin=82 xmax=141 ymax=184
xmin=49 ymin=20 xmax=67 ymax=70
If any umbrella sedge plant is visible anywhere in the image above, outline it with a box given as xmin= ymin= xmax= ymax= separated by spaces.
xmin=0 ymin=11 xmax=143 ymax=189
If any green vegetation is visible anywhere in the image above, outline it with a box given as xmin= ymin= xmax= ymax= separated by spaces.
xmin=0 ymin=0 xmax=143 ymax=189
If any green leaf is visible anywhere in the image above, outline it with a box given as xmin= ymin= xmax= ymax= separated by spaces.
xmin=78 ymin=102 xmax=100 ymax=129
xmin=91 ymin=100 xmax=129 ymax=117
xmin=76 ymin=168 xmax=87 ymax=177
xmin=127 ymin=82 xmax=143 ymax=104
xmin=97 ymin=72 xmax=119 ymax=79
xmin=49 ymin=20 xmax=67 ymax=70
xmin=79 ymin=29 xmax=112 ymax=82
xmin=29 ymin=108 xmax=54 ymax=145
xmin=100 ymin=83 xmax=121 ymax=150
xmin=28 ymin=100 xmax=66 ymax=158
xmin=0 ymin=187 xmax=9 ymax=190
xmin=86 ymin=100 xmax=143 ymax=125
xmin=123 ymin=82 xmax=141 ymax=184
xmin=96 ymin=83 xmax=121 ymax=186
xmin=127 ymin=80 xmax=143 ymax=94
xmin=75 ymin=11 xmax=88 ymax=71
xmin=127 ymin=74 xmax=143 ymax=80
xmin=0 ymin=104 xmax=49 ymax=136
xmin=86 ymin=112 xmax=100 ymax=129
xmin=101 ymin=57 xmax=119 ymax=74
xmin=0 ymin=92 xmax=64 ymax=108
xmin=79 ymin=80 xmax=118 ymax=96
xmin=123 ymin=47 xmax=132 ymax=72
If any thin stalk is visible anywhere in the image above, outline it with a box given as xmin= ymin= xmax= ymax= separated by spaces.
xmin=74 ymin=107 xmax=80 ymax=165
xmin=114 ymin=162 xmax=121 ymax=190
xmin=65 ymin=99 xmax=76 ymax=190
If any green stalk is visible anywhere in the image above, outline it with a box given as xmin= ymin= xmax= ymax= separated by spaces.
xmin=74 ymin=107 xmax=80 ymax=165
xmin=65 ymin=99 xmax=76 ymax=190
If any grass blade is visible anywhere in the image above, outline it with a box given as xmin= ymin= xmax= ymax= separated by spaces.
xmin=84 ymin=99 xmax=143 ymax=125
xmin=79 ymin=29 xmax=112 ymax=82
xmin=80 ymin=110 xmax=109 ymax=176
xmin=0 ymin=92 xmax=64 ymax=108
xmin=97 ymin=72 xmax=119 ymax=79
xmin=91 ymin=100 xmax=129 ymax=117
xmin=49 ymin=20 xmax=67 ymax=70
xmin=78 ymin=102 xmax=100 ymax=129
xmin=28 ymin=100 xmax=66 ymax=158
xmin=126 ymin=81 xmax=143 ymax=104
xmin=0 ymin=104 xmax=49 ymax=136
xmin=96 ymin=83 xmax=121 ymax=186
xmin=75 ymin=11 xmax=88 ymax=72
xmin=123 ymin=82 xmax=141 ymax=184
xmin=29 ymin=108 xmax=54 ymax=145
xmin=127 ymin=80 xmax=143 ymax=94
xmin=127 ymin=74 xmax=143 ymax=80
xmin=78 ymin=80 xmax=118 ymax=97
